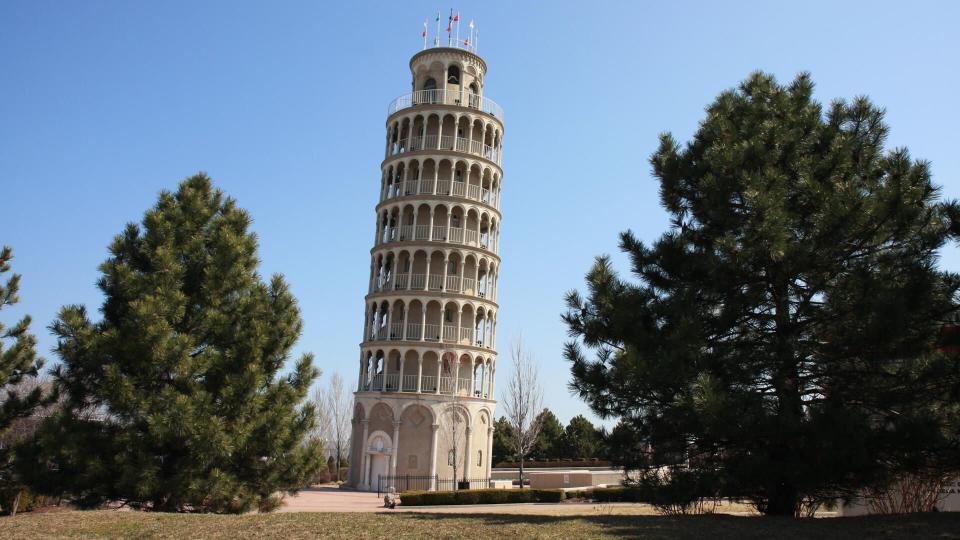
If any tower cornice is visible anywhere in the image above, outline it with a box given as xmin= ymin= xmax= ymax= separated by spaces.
xmin=410 ymin=47 xmax=487 ymax=75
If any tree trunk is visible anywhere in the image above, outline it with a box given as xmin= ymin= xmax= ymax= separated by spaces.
xmin=335 ymin=448 xmax=341 ymax=483
xmin=11 ymin=490 xmax=21 ymax=516
xmin=765 ymin=481 xmax=799 ymax=516
xmin=519 ymin=455 xmax=524 ymax=489
xmin=766 ymin=278 xmax=801 ymax=517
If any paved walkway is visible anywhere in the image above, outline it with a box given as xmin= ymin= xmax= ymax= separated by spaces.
xmin=279 ymin=487 xmax=386 ymax=513
xmin=278 ymin=487 xmax=769 ymax=516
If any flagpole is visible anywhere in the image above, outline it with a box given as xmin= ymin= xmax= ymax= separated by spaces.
xmin=423 ymin=20 xmax=428 ymax=50
xmin=435 ymin=12 xmax=440 ymax=47
xmin=456 ymin=13 xmax=460 ymax=49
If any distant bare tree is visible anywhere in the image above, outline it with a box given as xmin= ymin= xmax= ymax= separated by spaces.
xmin=437 ymin=352 xmax=467 ymax=489
xmin=324 ymin=373 xmax=351 ymax=482
xmin=309 ymin=373 xmax=332 ymax=462
xmin=502 ymin=338 xmax=543 ymax=488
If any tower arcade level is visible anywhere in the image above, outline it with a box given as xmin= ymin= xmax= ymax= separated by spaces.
xmin=347 ymin=39 xmax=504 ymax=491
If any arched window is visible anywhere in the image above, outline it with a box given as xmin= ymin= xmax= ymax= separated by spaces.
xmin=468 ymin=83 xmax=480 ymax=108
xmin=447 ymin=65 xmax=460 ymax=84
xmin=423 ymin=78 xmax=437 ymax=91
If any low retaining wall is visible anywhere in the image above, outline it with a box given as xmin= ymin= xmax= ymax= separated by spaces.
xmin=492 ymin=467 xmax=624 ymax=489
xmin=838 ymin=478 xmax=960 ymax=516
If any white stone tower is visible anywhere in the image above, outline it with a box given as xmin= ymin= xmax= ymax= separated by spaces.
xmin=347 ymin=33 xmax=504 ymax=491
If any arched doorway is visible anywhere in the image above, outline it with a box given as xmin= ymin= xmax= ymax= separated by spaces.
xmin=366 ymin=431 xmax=392 ymax=491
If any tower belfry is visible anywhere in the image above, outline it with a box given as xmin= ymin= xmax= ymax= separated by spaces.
xmin=347 ymin=26 xmax=504 ymax=491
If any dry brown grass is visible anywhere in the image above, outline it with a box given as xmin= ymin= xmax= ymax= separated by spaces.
xmin=1 ymin=509 xmax=959 ymax=539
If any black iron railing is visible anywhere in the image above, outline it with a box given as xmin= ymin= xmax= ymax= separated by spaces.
xmin=377 ymin=474 xmax=493 ymax=496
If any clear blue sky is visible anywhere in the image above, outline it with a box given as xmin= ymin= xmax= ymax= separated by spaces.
xmin=3 ymin=1 xmax=959 ymax=426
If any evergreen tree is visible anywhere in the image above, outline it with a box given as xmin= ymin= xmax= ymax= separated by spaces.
xmin=31 ymin=174 xmax=323 ymax=512
xmin=491 ymin=416 xmax=514 ymax=465
xmin=564 ymin=73 xmax=960 ymax=515
xmin=561 ymin=415 xmax=601 ymax=459
xmin=531 ymin=409 xmax=564 ymax=460
xmin=0 ymin=246 xmax=47 ymax=514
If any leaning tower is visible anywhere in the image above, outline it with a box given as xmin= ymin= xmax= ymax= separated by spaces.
xmin=347 ymin=31 xmax=504 ymax=492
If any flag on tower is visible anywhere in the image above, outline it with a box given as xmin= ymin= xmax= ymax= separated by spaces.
xmin=422 ymin=20 xmax=427 ymax=38
xmin=447 ymin=9 xmax=453 ymax=33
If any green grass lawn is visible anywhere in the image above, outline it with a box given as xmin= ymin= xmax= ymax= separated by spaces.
xmin=2 ymin=510 xmax=960 ymax=539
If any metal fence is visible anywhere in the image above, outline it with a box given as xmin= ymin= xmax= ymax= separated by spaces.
xmin=377 ymin=474 xmax=493 ymax=496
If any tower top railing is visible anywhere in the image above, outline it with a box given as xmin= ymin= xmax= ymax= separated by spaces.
xmin=388 ymin=89 xmax=503 ymax=121
xmin=421 ymin=12 xmax=480 ymax=54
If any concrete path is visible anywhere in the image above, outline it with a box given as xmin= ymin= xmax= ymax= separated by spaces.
xmin=278 ymin=487 xmax=770 ymax=516
xmin=279 ymin=487 xmax=386 ymax=513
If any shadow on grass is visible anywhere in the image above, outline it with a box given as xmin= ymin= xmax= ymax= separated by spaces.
xmin=399 ymin=510 xmax=960 ymax=540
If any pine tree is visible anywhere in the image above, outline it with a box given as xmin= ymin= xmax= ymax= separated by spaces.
xmin=531 ymin=409 xmax=565 ymax=460
xmin=564 ymin=73 xmax=960 ymax=515
xmin=0 ymin=246 xmax=47 ymax=514
xmin=561 ymin=415 xmax=601 ymax=459
xmin=491 ymin=416 xmax=514 ymax=465
xmin=31 ymin=174 xmax=323 ymax=512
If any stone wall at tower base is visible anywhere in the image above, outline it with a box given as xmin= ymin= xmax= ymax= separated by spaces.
xmin=348 ymin=393 xmax=496 ymax=491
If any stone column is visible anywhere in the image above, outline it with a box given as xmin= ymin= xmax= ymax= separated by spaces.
xmin=381 ymin=354 xmax=389 ymax=392
xmin=489 ymin=364 xmax=495 ymax=400
xmin=360 ymin=419 xmax=369 ymax=487
xmin=429 ymin=423 xmax=440 ymax=490
xmin=420 ymin=308 xmax=427 ymax=341
xmin=357 ymin=355 xmax=363 ymax=391
xmin=463 ymin=426 xmax=472 ymax=483
xmin=486 ymin=427 xmax=495 ymax=478
xmin=435 ymin=354 xmax=443 ymax=395
xmin=416 ymin=357 xmax=423 ymax=393
xmin=389 ymin=254 xmax=399 ymax=290
xmin=455 ymin=306 xmax=463 ymax=345
xmin=470 ymin=361 xmax=477 ymax=396
xmin=390 ymin=421 xmax=401 ymax=478
xmin=466 ymin=118 xmax=473 ymax=154
xmin=441 ymin=253 xmax=449 ymax=292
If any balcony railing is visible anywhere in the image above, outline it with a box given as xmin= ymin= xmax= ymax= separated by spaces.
xmin=379 ymin=224 xmax=498 ymax=252
xmin=360 ymin=373 xmax=491 ymax=399
xmin=391 ymin=135 xmax=501 ymax=164
xmin=385 ymin=179 xmax=498 ymax=207
xmin=388 ymin=89 xmax=504 ymax=121
xmin=366 ymin=318 xmax=492 ymax=348
xmin=372 ymin=272 xmax=493 ymax=300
